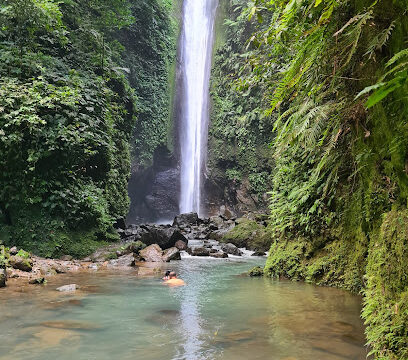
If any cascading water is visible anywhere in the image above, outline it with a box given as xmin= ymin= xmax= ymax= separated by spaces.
xmin=178 ymin=0 xmax=219 ymax=216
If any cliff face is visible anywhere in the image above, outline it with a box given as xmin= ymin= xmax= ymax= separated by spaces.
xmin=209 ymin=0 xmax=408 ymax=358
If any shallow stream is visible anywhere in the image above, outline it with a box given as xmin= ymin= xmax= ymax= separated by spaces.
xmin=0 ymin=257 xmax=368 ymax=360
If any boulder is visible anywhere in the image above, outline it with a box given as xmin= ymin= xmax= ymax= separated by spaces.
xmin=0 ymin=268 xmax=6 ymax=288
xmin=9 ymin=246 xmax=18 ymax=255
xmin=29 ymin=277 xmax=47 ymax=285
xmin=140 ymin=227 xmax=187 ymax=250
xmin=209 ymin=252 xmax=228 ymax=258
xmin=9 ymin=255 xmax=33 ymax=272
xmin=221 ymin=243 xmax=243 ymax=256
xmin=162 ymin=247 xmax=181 ymax=262
xmin=251 ymin=251 xmax=266 ymax=256
xmin=173 ymin=213 xmax=200 ymax=228
xmin=139 ymin=244 xmax=164 ymax=262
xmin=175 ymin=240 xmax=188 ymax=251
xmin=57 ymin=284 xmax=78 ymax=292
xmin=108 ymin=254 xmax=135 ymax=268
xmin=191 ymin=247 xmax=210 ymax=257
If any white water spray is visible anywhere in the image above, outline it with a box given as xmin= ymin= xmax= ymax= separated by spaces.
xmin=178 ymin=0 xmax=218 ymax=216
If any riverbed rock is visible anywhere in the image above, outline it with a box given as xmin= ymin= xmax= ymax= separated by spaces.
xmin=175 ymin=240 xmax=188 ymax=251
xmin=9 ymin=255 xmax=33 ymax=272
xmin=29 ymin=277 xmax=47 ymax=284
xmin=0 ymin=268 xmax=6 ymax=287
xmin=162 ymin=247 xmax=181 ymax=262
xmin=139 ymin=244 xmax=164 ymax=262
xmin=221 ymin=243 xmax=243 ymax=256
xmin=173 ymin=212 xmax=200 ymax=228
xmin=140 ymin=227 xmax=187 ymax=250
xmin=251 ymin=251 xmax=266 ymax=256
xmin=191 ymin=247 xmax=210 ymax=257
xmin=107 ymin=254 xmax=135 ymax=268
xmin=57 ymin=284 xmax=79 ymax=292
xmin=209 ymin=252 xmax=228 ymax=258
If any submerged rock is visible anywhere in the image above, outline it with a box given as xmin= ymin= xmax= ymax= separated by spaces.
xmin=57 ymin=284 xmax=79 ymax=292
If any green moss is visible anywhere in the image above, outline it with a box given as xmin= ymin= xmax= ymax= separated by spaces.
xmin=248 ymin=266 xmax=264 ymax=277
xmin=363 ymin=209 xmax=408 ymax=360
xmin=222 ymin=218 xmax=271 ymax=251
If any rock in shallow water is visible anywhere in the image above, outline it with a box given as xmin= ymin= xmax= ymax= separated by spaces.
xmin=162 ymin=247 xmax=181 ymax=262
xmin=139 ymin=244 xmax=164 ymax=262
xmin=191 ymin=247 xmax=210 ymax=257
xmin=209 ymin=252 xmax=228 ymax=258
xmin=0 ymin=268 xmax=6 ymax=288
xmin=221 ymin=243 xmax=243 ymax=256
xmin=56 ymin=284 xmax=79 ymax=292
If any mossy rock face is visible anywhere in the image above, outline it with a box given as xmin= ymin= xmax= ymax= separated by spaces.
xmin=363 ymin=209 xmax=408 ymax=360
xmin=221 ymin=218 xmax=272 ymax=251
xmin=248 ymin=266 xmax=264 ymax=277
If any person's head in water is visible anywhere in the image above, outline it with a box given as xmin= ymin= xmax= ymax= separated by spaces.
xmin=163 ymin=270 xmax=171 ymax=280
xmin=169 ymin=271 xmax=177 ymax=279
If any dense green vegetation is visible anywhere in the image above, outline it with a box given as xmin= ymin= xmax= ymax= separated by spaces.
xmin=214 ymin=0 xmax=408 ymax=358
xmin=0 ymin=0 xmax=176 ymax=257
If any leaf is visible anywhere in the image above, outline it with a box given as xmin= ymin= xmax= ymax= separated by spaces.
xmin=315 ymin=0 xmax=323 ymax=7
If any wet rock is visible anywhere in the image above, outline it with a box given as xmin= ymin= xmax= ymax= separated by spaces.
xmin=251 ymin=251 xmax=266 ymax=256
xmin=248 ymin=266 xmax=264 ymax=277
xmin=60 ymin=255 xmax=73 ymax=261
xmin=221 ymin=243 xmax=243 ymax=256
xmin=191 ymin=247 xmax=210 ymax=257
xmin=29 ymin=277 xmax=47 ymax=285
xmin=162 ymin=247 xmax=181 ymax=262
xmin=0 ymin=268 xmax=6 ymax=287
xmin=9 ymin=255 xmax=33 ymax=272
xmin=57 ymin=284 xmax=79 ymax=292
xmin=175 ymin=240 xmax=188 ymax=250
xmin=173 ymin=212 xmax=200 ymax=227
xmin=219 ymin=205 xmax=236 ymax=220
xmin=9 ymin=246 xmax=18 ymax=255
xmin=108 ymin=253 xmax=135 ymax=268
xmin=209 ymin=252 xmax=228 ymax=258
xmin=139 ymin=244 xmax=164 ymax=262
xmin=140 ymin=227 xmax=187 ymax=250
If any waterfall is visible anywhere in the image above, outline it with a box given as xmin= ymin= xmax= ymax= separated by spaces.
xmin=178 ymin=0 xmax=218 ymax=216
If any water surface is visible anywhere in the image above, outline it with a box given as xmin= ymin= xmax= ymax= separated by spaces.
xmin=0 ymin=258 xmax=368 ymax=360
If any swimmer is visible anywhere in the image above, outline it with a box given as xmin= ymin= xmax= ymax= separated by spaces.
xmin=162 ymin=270 xmax=171 ymax=280
xmin=163 ymin=271 xmax=186 ymax=287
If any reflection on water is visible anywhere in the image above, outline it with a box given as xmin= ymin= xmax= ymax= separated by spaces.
xmin=0 ymin=258 xmax=368 ymax=360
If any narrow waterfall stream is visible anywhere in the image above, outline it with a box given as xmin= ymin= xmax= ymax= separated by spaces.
xmin=178 ymin=0 xmax=219 ymax=215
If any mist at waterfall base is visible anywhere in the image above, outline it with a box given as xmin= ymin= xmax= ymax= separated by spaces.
xmin=178 ymin=0 xmax=219 ymax=216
